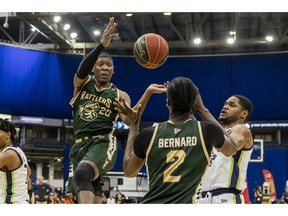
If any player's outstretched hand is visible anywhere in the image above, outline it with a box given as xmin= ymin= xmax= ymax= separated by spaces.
xmin=193 ymin=87 xmax=206 ymax=113
xmin=147 ymin=83 xmax=168 ymax=94
xmin=101 ymin=17 xmax=118 ymax=47
xmin=114 ymin=97 xmax=142 ymax=125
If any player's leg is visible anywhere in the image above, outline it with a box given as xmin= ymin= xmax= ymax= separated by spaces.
xmin=70 ymin=139 xmax=99 ymax=203
xmin=90 ymin=135 xmax=118 ymax=203
xmin=74 ymin=135 xmax=118 ymax=204
xmin=74 ymin=160 xmax=100 ymax=203
xmin=67 ymin=162 xmax=78 ymax=196
xmin=68 ymin=143 xmax=82 ymax=198
xmin=92 ymin=178 xmax=104 ymax=204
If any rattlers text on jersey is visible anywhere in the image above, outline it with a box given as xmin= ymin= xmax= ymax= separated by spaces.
xmin=0 ymin=147 xmax=29 ymax=204
xmin=70 ymin=75 xmax=120 ymax=139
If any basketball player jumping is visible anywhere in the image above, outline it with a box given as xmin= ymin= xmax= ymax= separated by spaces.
xmin=67 ymin=17 xmax=167 ymax=204
xmin=194 ymin=90 xmax=254 ymax=204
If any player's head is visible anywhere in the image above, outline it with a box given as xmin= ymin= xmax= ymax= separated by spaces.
xmin=167 ymin=77 xmax=197 ymax=114
xmin=218 ymin=94 xmax=253 ymax=125
xmin=0 ymin=118 xmax=17 ymax=143
xmin=233 ymin=95 xmax=253 ymax=121
xmin=93 ymin=52 xmax=114 ymax=84
xmin=98 ymin=52 xmax=113 ymax=62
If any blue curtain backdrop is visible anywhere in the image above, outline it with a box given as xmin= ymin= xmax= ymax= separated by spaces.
xmin=1 ymin=45 xmax=288 ymax=120
xmin=0 ymin=45 xmax=81 ymax=118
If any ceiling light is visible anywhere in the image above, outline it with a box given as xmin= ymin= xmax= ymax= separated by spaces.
xmin=63 ymin=24 xmax=70 ymax=31
xmin=266 ymin=35 xmax=273 ymax=42
xmin=193 ymin=37 xmax=201 ymax=45
xmin=70 ymin=32 xmax=77 ymax=39
xmin=54 ymin=16 xmax=61 ymax=23
xmin=30 ymin=25 xmax=39 ymax=32
xmin=3 ymin=12 xmax=9 ymax=28
xmin=227 ymin=37 xmax=235 ymax=44
xmin=93 ymin=30 xmax=101 ymax=36
xmin=126 ymin=13 xmax=133 ymax=17
xmin=163 ymin=12 xmax=172 ymax=16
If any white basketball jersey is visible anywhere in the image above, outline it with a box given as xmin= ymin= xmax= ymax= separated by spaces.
xmin=201 ymin=129 xmax=253 ymax=192
xmin=0 ymin=146 xmax=29 ymax=204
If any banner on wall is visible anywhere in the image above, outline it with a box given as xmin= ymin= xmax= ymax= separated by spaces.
xmin=262 ymin=169 xmax=277 ymax=199
xmin=242 ymin=178 xmax=251 ymax=204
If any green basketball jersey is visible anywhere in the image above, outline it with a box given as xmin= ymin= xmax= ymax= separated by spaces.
xmin=70 ymin=76 xmax=120 ymax=139
xmin=142 ymin=119 xmax=210 ymax=204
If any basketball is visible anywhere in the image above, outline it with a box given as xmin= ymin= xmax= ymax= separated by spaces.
xmin=133 ymin=33 xmax=169 ymax=69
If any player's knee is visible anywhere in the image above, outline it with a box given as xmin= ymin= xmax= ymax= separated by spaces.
xmin=74 ymin=163 xmax=95 ymax=193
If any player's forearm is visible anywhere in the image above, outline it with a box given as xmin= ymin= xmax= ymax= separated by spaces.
xmin=76 ymin=43 xmax=105 ymax=79
xmin=197 ymin=107 xmax=221 ymax=127
xmin=123 ymin=124 xmax=138 ymax=166
xmin=132 ymin=84 xmax=166 ymax=114
xmin=132 ymin=88 xmax=153 ymax=114
xmin=197 ymin=107 xmax=237 ymax=151
xmin=123 ymin=124 xmax=139 ymax=177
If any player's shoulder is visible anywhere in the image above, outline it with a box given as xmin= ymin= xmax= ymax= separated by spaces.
xmin=141 ymin=126 xmax=155 ymax=134
xmin=231 ymin=123 xmax=251 ymax=133
xmin=3 ymin=146 xmax=19 ymax=154
xmin=2 ymin=147 xmax=21 ymax=163
xmin=200 ymin=121 xmax=219 ymax=130
xmin=200 ymin=121 xmax=223 ymax=136
xmin=118 ymin=89 xmax=130 ymax=100
xmin=3 ymin=146 xmax=17 ymax=150
xmin=230 ymin=124 xmax=253 ymax=143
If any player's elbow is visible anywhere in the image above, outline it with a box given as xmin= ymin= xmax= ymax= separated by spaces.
xmin=123 ymin=169 xmax=138 ymax=178
xmin=218 ymin=143 xmax=237 ymax=157
xmin=123 ymin=164 xmax=138 ymax=178
xmin=221 ymin=136 xmax=238 ymax=156
xmin=123 ymin=155 xmax=143 ymax=178
xmin=222 ymin=149 xmax=236 ymax=157
xmin=222 ymin=145 xmax=237 ymax=157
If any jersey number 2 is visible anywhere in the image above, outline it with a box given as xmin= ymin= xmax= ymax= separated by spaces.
xmin=163 ymin=150 xmax=186 ymax=183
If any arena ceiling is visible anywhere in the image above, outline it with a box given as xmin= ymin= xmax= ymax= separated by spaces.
xmin=1 ymin=12 xmax=288 ymax=56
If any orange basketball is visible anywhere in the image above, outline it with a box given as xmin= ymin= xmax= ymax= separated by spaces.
xmin=133 ymin=33 xmax=169 ymax=69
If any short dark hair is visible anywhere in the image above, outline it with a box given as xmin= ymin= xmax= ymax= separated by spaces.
xmin=99 ymin=52 xmax=113 ymax=62
xmin=0 ymin=118 xmax=17 ymax=142
xmin=167 ymin=77 xmax=197 ymax=113
xmin=233 ymin=95 xmax=253 ymax=121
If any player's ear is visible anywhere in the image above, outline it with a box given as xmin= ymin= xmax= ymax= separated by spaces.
xmin=6 ymin=131 xmax=11 ymax=141
xmin=240 ymin=110 xmax=248 ymax=120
